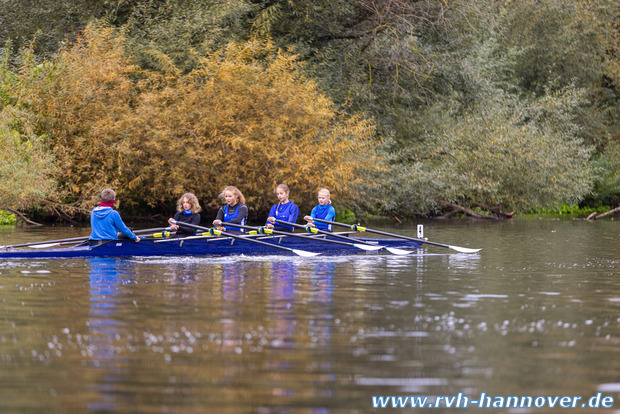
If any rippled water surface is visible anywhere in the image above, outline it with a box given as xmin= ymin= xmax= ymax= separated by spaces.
xmin=1 ymin=219 xmax=619 ymax=413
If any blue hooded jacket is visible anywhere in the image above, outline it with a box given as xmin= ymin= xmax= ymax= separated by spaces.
xmin=89 ymin=207 xmax=137 ymax=241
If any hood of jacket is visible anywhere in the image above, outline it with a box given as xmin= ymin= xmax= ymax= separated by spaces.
xmin=92 ymin=206 xmax=114 ymax=219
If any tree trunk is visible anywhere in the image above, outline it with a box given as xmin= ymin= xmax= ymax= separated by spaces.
xmin=1 ymin=207 xmax=43 ymax=226
xmin=588 ymin=206 xmax=620 ymax=220
xmin=440 ymin=202 xmax=501 ymax=219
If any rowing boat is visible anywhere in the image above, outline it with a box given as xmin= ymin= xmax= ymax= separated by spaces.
xmin=0 ymin=232 xmax=423 ymax=259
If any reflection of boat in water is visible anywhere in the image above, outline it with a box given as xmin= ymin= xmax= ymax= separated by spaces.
xmin=0 ymin=233 xmax=422 ymax=259
xmin=86 ymin=258 xmax=130 ymax=411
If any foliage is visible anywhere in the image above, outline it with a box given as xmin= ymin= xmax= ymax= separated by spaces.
xmin=0 ymin=210 xmax=17 ymax=225
xmin=524 ymin=203 xmax=602 ymax=218
xmin=0 ymin=0 xmax=131 ymax=61
xmin=118 ymin=39 xmax=379 ymax=214
xmin=357 ymin=37 xmax=596 ymax=215
xmin=23 ymin=24 xmax=378 ymax=215
xmin=17 ymin=24 xmax=140 ymax=215
xmin=335 ymin=209 xmax=357 ymax=224
xmin=590 ymin=140 xmax=620 ymax=205
xmin=0 ymin=46 xmax=57 ymax=210
xmin=0 ymin=113 xmax=57 ymax=210
xmin=0 ymin=0 xmax=618 ymax=218
xmin=122 ymin=0 xmax=254 ymax=74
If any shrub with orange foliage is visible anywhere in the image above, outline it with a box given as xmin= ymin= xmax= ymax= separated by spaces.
xmin=35 ymin=23 xmax=379 ymax=215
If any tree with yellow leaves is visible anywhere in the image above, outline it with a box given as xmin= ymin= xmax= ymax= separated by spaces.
xmin=28 ymin=23 xmax=380 ymax=216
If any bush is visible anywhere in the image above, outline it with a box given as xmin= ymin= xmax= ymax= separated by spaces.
xmin=21 ymin=23 xmax=380 ymax=216
xmin=0 ymin=210 xmax=16 ymax=225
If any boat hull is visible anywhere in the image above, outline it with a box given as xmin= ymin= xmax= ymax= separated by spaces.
xmin=0 ymin=233 xmax=422 ymax=259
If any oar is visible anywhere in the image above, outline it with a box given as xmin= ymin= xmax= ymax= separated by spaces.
xmin=30 ymin=230 xmax=176 ymax=248
xmin=273 ymin=219 xmax=413 ymax=256
xmin=169 ymin=220 xmax=320 ymax=257
xmin=1 ymin=227 xmax=170 ymax=249
xmin=306 ymin=218 xmax=482 ymax=253
xmin=1 ymin=235 xmax=90 ymax=249
xmin=217 ymin=221 xmax=407 ymax=254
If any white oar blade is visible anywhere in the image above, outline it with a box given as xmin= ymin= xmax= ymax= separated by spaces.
xmin=292 ymin=249 xmax=321 ymax=257
xmin=386 ymin=247 xmax=414 ymax=256
xmin=29 ymin=243 xmax=61 ymax=249
xmin=353 ymin=243 xmax=383 ymax=251
xmin=450 ymin=246 xmax=482 ymax=253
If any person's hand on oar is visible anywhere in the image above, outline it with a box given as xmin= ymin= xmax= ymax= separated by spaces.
xmin=305 ymin=188 xmax=336 ymax=231
xmin=213 ymin=186 xmax=248 ymax=234
xmin=264 ymin=184 xmax=299 ymax=232
xmin=170 ymin=219 xmax=320 ymax=257
xmin=303 ymin=216 xmax=314 ymax=227
xmin=220 ymin=221 xmax=411 ymax=255
xmin=273 ymin=219 xmax=413 ymax=255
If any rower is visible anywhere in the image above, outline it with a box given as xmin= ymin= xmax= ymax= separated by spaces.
xmin=265 ymin=184 xmax=299 ymax=232
xmin=168 ymin=193 xmax=202 ymax=237
xmin=304 ymin=188 xmax=336 ymax=232
xmin=89 ymin=188 xmax=140 ymax=245
xmin=212 ymin=186 xmax=248 ymax=235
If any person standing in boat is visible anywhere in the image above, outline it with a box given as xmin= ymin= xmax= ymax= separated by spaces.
xmin=265 ymin=184 xmax=299 ymax=232
xmin=304 ymin=188 xmax=336 ymax=232
xmin=213 ymin=186 xmax=248 ymax=234
xmin=168 ymin=193 xmax=202 ymax=237
xmin=89 ymin=188 xmax=141 ymax=244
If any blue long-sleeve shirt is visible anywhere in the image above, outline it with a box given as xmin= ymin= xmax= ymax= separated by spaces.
xmin=266 ymin=201 xmax=299 ymax=231
xmin=310 ymin=204 xmax=336 ymax=231
xmin=89 ymin=207 xmax=137 ymax=240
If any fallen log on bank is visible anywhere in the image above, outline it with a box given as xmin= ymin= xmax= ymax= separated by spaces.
xmin=586 ymin=205 xmax=620 ymax=221
xmin=0 ymin=207 xmax=43 ymax=226
xmin=440 ymin=202 xmax=511 ymax=219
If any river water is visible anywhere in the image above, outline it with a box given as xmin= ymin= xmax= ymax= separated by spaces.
xmin=0 ymin=218 xmax=619 ymax=413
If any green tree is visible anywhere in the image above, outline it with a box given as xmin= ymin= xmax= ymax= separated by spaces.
xmin=0 ymin=46 xmax=57 ymax=211
xmin=359 ymin=32 xmax=596 ymax=216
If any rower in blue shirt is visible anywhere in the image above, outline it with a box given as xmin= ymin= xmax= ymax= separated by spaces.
xmin=265 ymin=184 xmax=299 ymax=232
xmin=89 ymin=188 xmax=140 ymax=244
xmin=213 ymin=186 xmax=248 ymax=234
xmin=304 ymin=188 xmax=336 ymax=232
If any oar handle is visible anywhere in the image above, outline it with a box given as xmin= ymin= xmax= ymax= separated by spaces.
xmin=169 ymin=219 xmax=215 ymax=234
xmin=221 ymin=221 xmax=362 ymax=248
xmin=272 ymin=219 xmax=307 ymax=230
xmin=273 ymin=219 xmax=330 ymax=235
xmin=133 ymin=227 xmax=170 ymax=234
xmin=275 ymin=219 xmax=380 ymax=246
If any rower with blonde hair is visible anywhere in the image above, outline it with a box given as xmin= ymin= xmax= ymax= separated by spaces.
xmin=304 ymin=188 xmax=336 ymax=232
xmin=168 ymin=192 xmax=202 ymax=237
xmin=213 ymin=186 xmax=248 ymax=234
xmin=265 ymin=184 xmax=299 ymax=232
